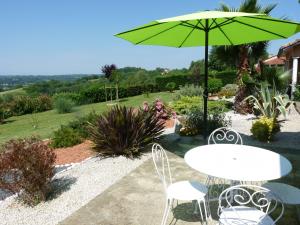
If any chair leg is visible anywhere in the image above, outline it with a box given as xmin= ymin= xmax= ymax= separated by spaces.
xmin=161 ymin=198 xmax=172 ymax=225
xmin=197 ymin=200 xmax=204 ymax=222
xmin=203 ymin=199 xmax=208 ymax=221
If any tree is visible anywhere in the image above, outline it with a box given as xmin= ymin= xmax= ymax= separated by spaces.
xmin=217 ymin=0 xmax=275 ymax=78
xmin=189 ymin=60 xmax=205 ymax=83
xmin=216 ymin=0 xmax=277 ymax=113
xmin=101 ymin=64 xmax=117 ymax=81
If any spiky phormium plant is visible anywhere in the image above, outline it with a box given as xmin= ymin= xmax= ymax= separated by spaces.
xmin=89 ymin=105 xmax=164 ymax=158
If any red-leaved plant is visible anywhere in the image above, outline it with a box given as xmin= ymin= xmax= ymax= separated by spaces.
xmin=0 ymin=137 xmax=56 ymax=205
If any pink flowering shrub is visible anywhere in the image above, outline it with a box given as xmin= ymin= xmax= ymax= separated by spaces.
xmin=143 ymin=99 xmax=176 ymax=124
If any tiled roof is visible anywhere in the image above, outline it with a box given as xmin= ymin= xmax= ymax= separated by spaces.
xmin=278 ymin=39 xmax=300 ymax=56
xmin=263 ymin=56 xmax=285 ymax=66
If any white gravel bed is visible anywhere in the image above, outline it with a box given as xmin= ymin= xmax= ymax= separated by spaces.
xmin=0 ymin=153 xmax=151 ymax=225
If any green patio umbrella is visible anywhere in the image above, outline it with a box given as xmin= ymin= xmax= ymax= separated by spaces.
xmin=115 ymin=10 xmax=300 ymax=138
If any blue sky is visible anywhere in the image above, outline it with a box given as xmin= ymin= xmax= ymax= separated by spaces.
xmin=0 ymin=0 xmax=299 ymax=75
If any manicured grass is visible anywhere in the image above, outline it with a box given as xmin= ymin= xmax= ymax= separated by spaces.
xmin=0 ymin=88 xmax=25 ymax=96
xmin=0 ymin=92 xmax=174 ymax=144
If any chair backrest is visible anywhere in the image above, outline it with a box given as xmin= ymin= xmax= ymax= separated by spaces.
xmin=208 ymin=127 xmax=243 ymax=145
xmin=152 ymin=143 xmax=172 ymax=193
xmin=218 ymin=184 xmax=284 ymax=225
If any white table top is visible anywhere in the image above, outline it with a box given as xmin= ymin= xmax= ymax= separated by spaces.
xmin=184 ymin=144 xmax=292 ymax=182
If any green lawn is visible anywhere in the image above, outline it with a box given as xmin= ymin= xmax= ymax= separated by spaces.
xmin=0 ymin=88 xmax=25 ymax=96
xmin=0 ymin=92 xmax=174 ymax=144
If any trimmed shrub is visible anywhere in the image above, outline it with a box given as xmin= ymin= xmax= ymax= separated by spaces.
xmin=89 ymin=105 xmax=164 ymax=158
xmin=251 ymin=116 xmax=280 ymax=142
xmin=179 ymin=107 xmax=231 ymax=136
xmin=207 ymin=78 xmax=223 ymax=94
xmin=174 ymin=84 xmax=204 ymax=100
xmin=165 ymin=82 xmax=176 ymax=92
xmin=51 ymin=126 xmax=82 ymax=148
xmin=172 ymin=96 xmax=202 ymax=115
xmin=218 ymin=84 xmax=238 ymax=98
xmin=54 ymin=97 xmax=75 ymax=114
xmin=0 ymin=137 xmax=56 ymax=205
xmin=171 ymin=96 xmax=230 ymax=115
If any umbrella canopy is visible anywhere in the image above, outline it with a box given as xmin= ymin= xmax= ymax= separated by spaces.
xmin=115 ymin=10 xmax=300 ymax=138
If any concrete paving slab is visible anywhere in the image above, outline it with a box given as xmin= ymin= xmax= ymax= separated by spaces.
xmin=59 ymin=151 xmax=217 ymax=225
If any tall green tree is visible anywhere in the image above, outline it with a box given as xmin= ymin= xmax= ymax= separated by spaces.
xmin=216 ymin=0 xmax=276 ymax=78
xmin=215 ymin=0 xmax=277 ymax=113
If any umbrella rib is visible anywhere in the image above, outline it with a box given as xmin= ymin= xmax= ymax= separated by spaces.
xmin=134 ymin=22 xmax=183 ymax=45
xmin=211 ymin=18 xmax=233 ymax=45
xmin=198 ymin=20 xmax=206 ymax=30
xmin=115 ymin=21 xmax=162 ymax=36
xmin=210 ymin=18 xmax=235 ymax=30
xmin=231 ymin=18 xmax=287 ymax=39
xmin=245 ymin=16 xmax=300 ymax=25
xmin=178 ymin=20 xmax=201 ymax=48
xmin=182 ymin=21 xmax=204 ymax=30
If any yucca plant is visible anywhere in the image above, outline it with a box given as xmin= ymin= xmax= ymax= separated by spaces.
xmin=89 ymin=105 xmax=164 ymax=158
xmin=244 ymin=83 xmax=292 ymax=119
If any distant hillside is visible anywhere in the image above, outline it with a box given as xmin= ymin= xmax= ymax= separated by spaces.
xmin=0 ymin=74 xmax=100 ymax=91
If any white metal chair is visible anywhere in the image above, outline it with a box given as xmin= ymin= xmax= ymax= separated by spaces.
xmin=152 ymin=143 xmax=208 ymax=225
xmin=218 ymin=184 xmax=284 ymax=225
xmin=208 ymin=127 xmax=243 ymax=145
xmin=206 ymin=127 xmax=243 ymax=203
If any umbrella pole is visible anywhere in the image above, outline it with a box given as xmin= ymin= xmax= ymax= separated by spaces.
xmin=203 ymin=19 xmax=209 ymax=139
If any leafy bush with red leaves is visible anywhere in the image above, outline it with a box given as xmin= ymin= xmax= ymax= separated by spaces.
xmin=0 ymin=137 xmax=56 ymax=205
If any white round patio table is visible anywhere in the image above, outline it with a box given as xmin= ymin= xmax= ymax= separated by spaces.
xmin=184 ymin=144 xmax=292 ymax=182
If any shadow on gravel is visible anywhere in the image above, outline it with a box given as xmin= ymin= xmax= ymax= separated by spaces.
xmin=48 ymin=176 xmax=77 ymax=200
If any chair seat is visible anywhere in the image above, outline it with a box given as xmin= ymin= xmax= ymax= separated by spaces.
xmin=262 ymin=182 xmax=300 ymax=205
xmin=219 ymin=206 xmax=274 ymax=225
xmin=167 ymin=180 xmax=207 ymax=201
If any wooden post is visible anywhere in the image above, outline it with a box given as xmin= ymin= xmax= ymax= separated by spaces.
xmin=105 ymin=84 xmax=107 ymax=102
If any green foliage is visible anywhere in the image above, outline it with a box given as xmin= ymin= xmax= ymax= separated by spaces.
xmin=0 ymin=137 xmax=56 ymax=205
xmin=34 ymin=95 xmax=53 ymax=112
xmin=174 ymin=84 xmax=204 ymax=100
xmin=207 ymin=78 xmax=223 ymax=94
xmin=0 ymin=94 xmax=52 ymax=118
xmin=89 ymin=105 xmax=164 ymax=158
xmin=171 ymin=96 xmax=231 ymax=115
xmin=50 ymin=111 xmax=99 ymax=148
xmin=294 ymin=86 xmax=300 ymax=101
xmin=54 ymin=97 xmax=75 ymax=114
xmin=218 ymin=84 xmax=238 ymax=98
xmin=172 ymin=96 xmax=202 ymax=114
xmin=212 ymin=70 xmax=237 ymax=85
xmin=10 ymin=95 xmax=35 ymax=116
xmin=66 ymin=111 xmax=99 ymax=139
xmin=179 ymin=107 xmax=231 ymax=136
xmin=257 ymin=67 xmax=291 ymax=93
xmin=244 ymin=83 xmax=292 ymax=119
xmin=155 ymin=74 xmax=191 ymax=91
xmin=251 ymin=116 xmax=280 ymax=142
xmin=51 ymin=126 xmax=82 ymax=148
xmin=53 ymin=92 xmax=82 ymax=105
xmin=165 ymin=82 xmax=176 ymax=92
